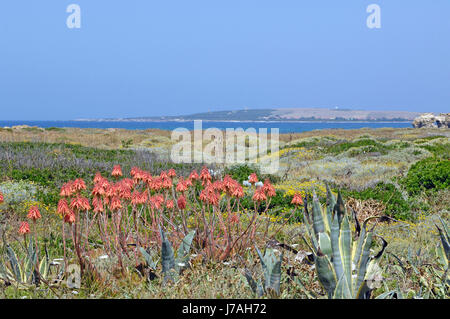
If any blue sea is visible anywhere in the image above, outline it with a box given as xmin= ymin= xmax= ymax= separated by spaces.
xmin=0 ymin=120 xmax=412 ymax=134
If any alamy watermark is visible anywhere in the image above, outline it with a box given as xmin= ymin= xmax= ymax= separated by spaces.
xmin=170 ymin=121 xmax=280 ymax=174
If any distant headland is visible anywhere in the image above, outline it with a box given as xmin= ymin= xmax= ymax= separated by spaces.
xmin=75 ymin=107 xmax=423 ymax=123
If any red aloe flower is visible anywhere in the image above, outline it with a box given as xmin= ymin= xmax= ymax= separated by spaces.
xmin=64 ymin=210 xmax=76 ymax=224
xmin=70 ymin=196 xmax=91 ymax=211
xmin=189 ymin=170 xmax=199 ymax=181
xmin=176 ymin=177 xmax=188 ymax=193
xmin=166 ymin=200 xmax=174 ymax=209
xmin=0 ymin=191 xmax=4 ymax=204
xmin=19 ymin=221 xmax=30 ymax=235
xmin=93 ymin=172 xmax=103 ymax=184
xmin=57 ymin=199 xmax=70 ymax=216
xmin=109 ymin=196 xmax=122 ymax=211
xmin=111 ymin=165 xmax=123 ymax=177
xmin=27 ymin=206 xmax=41 ymax=221
xmin=249 ymin=173 xmax=258 ymax=185
xmin=60 ymin=181 xmax=75 ymax=197
xmin=177 ymin=195 xmax=187 ymax=210
xmin=200 ymin=166 xmax=212 ymax=182
xmin=231 ymin=185 xmax=244 ymax=198
xmin=291 ymin=193 xmax=304 ymax=206
xmin=73 ymin=178 xmax=87 ymax=192
xmin=168 ymin=169 xmax=177 ymax=178
xmin=252 ymin=188 xmax=267 ymax=202
xmin=263 ymin=179 xmax=276 ymax=197
xmin=93 ymin=196 xmax=104 ymax=213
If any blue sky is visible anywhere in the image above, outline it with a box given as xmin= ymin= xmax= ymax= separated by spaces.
xmin=0 ymin=1 xmax=449 ymax=120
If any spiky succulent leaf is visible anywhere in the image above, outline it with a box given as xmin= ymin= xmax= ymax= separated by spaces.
xmin=6 ymin=245 xmax=22 ymax=282
xmin=334 ymin=273 xmax=352 ymax=299
xmin=334 ymin=191 xmax=346 ymax=225
xmin=315 ymin=253 xmax=337 ymax=298
xmin=175 ymin=230 xmax=196 ymax=272
xmin=160 ymin=227 xmax=176 ymax=282
xmin=354 ymin=231 xmax=373 ymax=293
xmin=339 ymin=215 xmax=352 ymax=291
xmin=312 ymin=192 xmax=325 ymax=235
xmin=318 ymin=232 xmax=332 ymax=258
xmin=330 ymin=213 xmax=344 ymax=283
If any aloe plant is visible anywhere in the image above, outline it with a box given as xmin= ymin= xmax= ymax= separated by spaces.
xmin=302 ymin=185 xmax=387 ymax=299
xmin=159 ymin=226 xmax=196 ymax=283
xmin=0 ymin=237 xmax=49 ymax=287
xmin=244 ymin=246 xmax=283 ymax=297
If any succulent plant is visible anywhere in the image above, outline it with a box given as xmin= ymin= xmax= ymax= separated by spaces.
xmin=302 ymin=184 xmax=387 ymax=299
xmin=244 ymin=246 xmax=283 ymax=297
xmin=159 ymin=226 xmax=196 ymax=283
xmin=0 ymin=237 xmax=49 ymax=287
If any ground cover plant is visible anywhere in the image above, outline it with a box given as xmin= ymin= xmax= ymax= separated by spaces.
xmin=0 ymin=127 xmax=448 ymax=299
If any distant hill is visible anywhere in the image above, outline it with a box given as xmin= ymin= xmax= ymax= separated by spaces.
xmin=77 ymin=108 xmax=423 ymax=122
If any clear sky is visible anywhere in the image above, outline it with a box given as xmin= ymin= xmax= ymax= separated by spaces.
xmin=0 ymin=1 xmax=449 ymax=120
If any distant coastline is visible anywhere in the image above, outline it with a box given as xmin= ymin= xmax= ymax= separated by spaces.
xmin=74 ymin=107 xmax=422 ymax=123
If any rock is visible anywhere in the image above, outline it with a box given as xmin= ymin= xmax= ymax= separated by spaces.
xmin=412 ymin=113 xmax=450 ymax=128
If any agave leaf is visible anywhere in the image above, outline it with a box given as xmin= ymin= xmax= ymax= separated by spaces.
xmin=303 ymin=217 xmax=318 ymax=253
xmin=333 ymin=273 xmax=352 ymax=299
xmin=318 ymin=233 xmax=332 ymax=258
xmin=6 ymin=245 xmax=22 ymax=282
xmin=352 ymin=217 xmax=377 ymax=267
xmin=160 ymin=226 xmax=175 ymax=282
xmin=354 ymin=231 xmax=373 ymax=293
xmin=324 ymin=183 xmax=335 ymax=233
xmin=339 ymin=215 xmax=352 ymax=290
xmin=39 ymin=256 xmax=49 ymax=280
xmin=244 ymin=268 xmax=258 ymax=294
xmin=312 ymin=192 xmax=325 ymax=235
xmin=24 ymin=236 xmax=37 ymax=283
xmin=438 ymin=216 xmax=449 ymax=240
xmin=375 ymin=290 xmax=396 ymax=299
xmin=268 ymin=252 xmax=282 ymax=295
xmin=436 ymin=225 xmax=450 ymax=261
xmin=139 ymin=247 xmax=158 ymax=269
xmin=315 ymin=252 xmax=337 ymax=298
xmin=334 ymin=191 xmax=346 ymax=225
xmin=255 ymin=246 xmax=267 ymax=273
xmin=175 ymin=230 xmax=196 ymax=271
xmin=330 ymin=213 xmax=344 ymax=283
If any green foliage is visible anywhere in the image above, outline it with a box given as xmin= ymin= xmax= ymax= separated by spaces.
xmin=224 ymin=164 xmax=278 ymax=184
xmin=341 ymin=183 xmax=411 ymax=220
xmin=327 ymin=138 xmax=390 ymax=155
xmin=403 ymin=158 xmax=450 ymax=195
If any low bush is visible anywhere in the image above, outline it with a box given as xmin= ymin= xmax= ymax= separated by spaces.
xmin=341 ymin=182 xmax=411 ymax=220
xmin=403 ymin=157 xmax=450 ymax=195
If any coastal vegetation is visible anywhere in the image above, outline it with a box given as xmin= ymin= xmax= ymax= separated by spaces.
xmin=0 ymin=126 xmax=448 ymax=298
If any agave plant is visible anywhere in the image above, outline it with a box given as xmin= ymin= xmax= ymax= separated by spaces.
xmin=157 ymin=227 xmax=196 ymax=283
xmin=0 ymin=238 xmax=49 ymax=287
xmin=244 ymin=246 xmax=283 ymax=297
xmin=301 ymin=185 xmax=387 ymax=299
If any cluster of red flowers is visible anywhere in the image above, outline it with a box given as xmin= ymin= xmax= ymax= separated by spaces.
xmin=55 ymin=164 xmax=304 ymax=226
xmin=18 ymin=205 xmax=42 ymax=235
xmin=0 ymin=191 xmax=3 ymax=205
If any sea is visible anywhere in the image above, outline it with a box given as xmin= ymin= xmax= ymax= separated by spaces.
xmin=0 ymin=120 xmax=412 ymax=134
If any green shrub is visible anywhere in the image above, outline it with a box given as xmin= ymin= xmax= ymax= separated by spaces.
xmin=327 ymin=138 xmax=390 ymax=155
xmin=403 ymin=157 xmax=450 ymax=195
xmin=341 ymin=182 xmax=411 ymax=220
